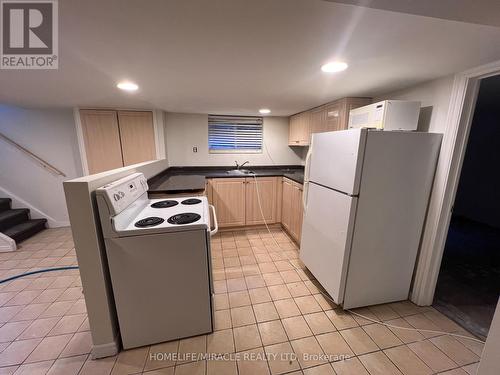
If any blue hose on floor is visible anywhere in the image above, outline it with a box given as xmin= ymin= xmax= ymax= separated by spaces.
xmin=0 ymin=266 xmax=79 ymax=284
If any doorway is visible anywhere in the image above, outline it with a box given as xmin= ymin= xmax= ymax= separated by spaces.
xmin=433 ymin=75 xmax=500 ymax=340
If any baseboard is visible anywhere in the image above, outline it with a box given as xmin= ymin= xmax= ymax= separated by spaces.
xmin=91 ymin=338 xmax=120 ymax=359
xmin=0 ymin=233 xmax=16 ymax=252
xmin=217 ymin=223 xmax=282 ymax=232
xmin=0 ymin=186 xmax=68 ymax=228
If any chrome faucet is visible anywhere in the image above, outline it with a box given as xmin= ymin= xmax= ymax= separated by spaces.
xmin=235 ymin=160 xmax=250 ymax=170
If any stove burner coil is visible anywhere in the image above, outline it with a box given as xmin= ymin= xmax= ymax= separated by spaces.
xmin=134 ymin=217 xmax=165 ymax=227
xmin=151 ymin=200 xmax=178 ymax=208
xmin=167 ymin=213 xmax=201 ymax=225
xmin=181 ymin=198 xmax=202 ymax=205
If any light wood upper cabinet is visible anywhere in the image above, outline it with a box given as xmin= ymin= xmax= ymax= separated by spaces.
xmin=289 ymin=111 xmax=311 ymax=146
xmin=80 ymin=110 xmax=124 ymax=174
xmin=80 ymin=109 xmax=157 ymax=174
xmin=246 ymin=177 xmax=278 ymax=225
xmin=210 ymin=178 xmax=246 ymax=227
xmin=325 ymin=102 xmax=342 ymax=132
xmin=117 ymin=111 xmax=156 ymax=166
xmin=288 ymin=97 xmax=372 ymax=146
xmin=310 ymin=107 xmax=328 ymax=134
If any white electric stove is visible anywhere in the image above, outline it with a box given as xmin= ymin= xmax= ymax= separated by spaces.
xmin=96 ymin=173 xmax=217 ymax=349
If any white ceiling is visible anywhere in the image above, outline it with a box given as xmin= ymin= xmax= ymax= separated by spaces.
xmin=328 ymin=0 xmax=500 ymax=27
xmin=2 ymin=0 xmax=500 ymax=116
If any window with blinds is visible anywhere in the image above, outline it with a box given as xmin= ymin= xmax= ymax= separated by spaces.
xmin=208 ymin=115 xmax=263 ymax=153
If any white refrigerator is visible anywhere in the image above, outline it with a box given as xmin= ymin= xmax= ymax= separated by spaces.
xmin=300 ymin=129 xmax=442 ymax=309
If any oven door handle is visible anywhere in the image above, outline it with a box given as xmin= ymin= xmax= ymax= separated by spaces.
xmin=209 ymin=205 xmax=218 ymax=237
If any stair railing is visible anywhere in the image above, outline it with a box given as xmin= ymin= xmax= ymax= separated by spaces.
xmin=0 ymin=131 xmax=66 ymax=177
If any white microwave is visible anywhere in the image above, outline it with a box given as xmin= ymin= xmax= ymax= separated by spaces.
xmin=348 ymin=100 xmax=421 ymax=131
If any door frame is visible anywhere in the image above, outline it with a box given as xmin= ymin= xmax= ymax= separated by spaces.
xmin=411 ymin=59 xmax=500 ymax=306
xmin=74 ymin=108 xmax=166 ymax=176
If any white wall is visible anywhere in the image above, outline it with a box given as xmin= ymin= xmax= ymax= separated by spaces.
xmin=64 ymin=159 xmax=169 ymax=358
xmin=478 ymin=298 xmax=500 ymax=375
xmin=376 ymin=75 xmax=455 ymax=133
xmin=376 ymin=75 xmax=456 ymax=302
xmin=0 ymin=105 xmax=83 ymax=227
xmin=164 ymin=112 xmax=305 ymax=166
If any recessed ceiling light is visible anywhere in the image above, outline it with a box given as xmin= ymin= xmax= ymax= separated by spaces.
xmin=321 ymin=61 xmax=348 ymax=73
xmin=117 ymin=81 xmax=139 ymax=92
xmin=259 ymin=108 xmax=271 ymax=114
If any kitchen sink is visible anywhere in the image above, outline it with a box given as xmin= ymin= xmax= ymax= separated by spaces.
xmin=225 ymin=169 xmax=254 ymax=175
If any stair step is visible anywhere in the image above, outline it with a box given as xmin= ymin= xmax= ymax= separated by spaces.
xmin=2 ymin=219 xmax=47 ymax=244
xmin=0 ymin=209 xmax=30 ymax=231
xmin=0 ymin=198 xmax=12 ymax=213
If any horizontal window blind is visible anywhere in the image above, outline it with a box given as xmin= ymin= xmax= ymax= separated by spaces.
xmin=208 ymin=115 xmax=263 ymax=153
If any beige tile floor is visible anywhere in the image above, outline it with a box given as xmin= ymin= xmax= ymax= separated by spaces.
xmin=0 ymin=227 xmax=484 ymax=374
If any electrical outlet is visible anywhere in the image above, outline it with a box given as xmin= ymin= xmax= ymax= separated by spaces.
xmin=192 ymin=146 xmax=198 ymax=153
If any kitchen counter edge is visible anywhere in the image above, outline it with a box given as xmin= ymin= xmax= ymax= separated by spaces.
xmin=148 ymin=165 xmax=305 ymax=193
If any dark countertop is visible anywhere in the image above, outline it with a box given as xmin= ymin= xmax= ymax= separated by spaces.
xmin=148 ymin=165 xmax=304 ymax=193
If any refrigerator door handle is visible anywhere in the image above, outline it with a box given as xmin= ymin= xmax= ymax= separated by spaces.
xmin=302 ymin=181 xmax=309 ymax=211
xmin=304 ymin=147 xmax=312 ymax=183
xmin=303 ymin=148 xmax=313 ymax=210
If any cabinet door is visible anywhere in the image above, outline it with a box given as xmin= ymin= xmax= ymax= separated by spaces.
xmin=117 ymin=111 xmax=156 ymax=166
xmin=289 ymin=114 xmax=301 ymax=145
xmin=289 ymin=112 xmax=311 ymax=146
xmin=281 ymin=178 xmax=293 ymax=231
xmin=245 ymin=177 xmax=278 ymax=225
xmin=80 ymin=110 xmax=124 ymax=174
xmin=288 ymin=114 xmax=297 ymax=145
xmin=211 ymin=178 xmax=246 ymax=227
xmin=310 ymin=107 xmax=327 ymax=134
xmin=325 ymin=102 xmax=342 ymax=132
xmin=299 ymin=112 xmax=312 ymax=144
xmin=290 ymin=184 xmax=304 ymax=242
xmin=296 ymin=185 xmax=304 ymax=242
xmin=206 ymin=180 xmax=213 ymax=205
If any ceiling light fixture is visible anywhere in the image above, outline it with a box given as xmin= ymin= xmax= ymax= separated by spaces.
xmin=321 ymin=61 xmax=348 ymax=73
xmin=259 ymin=108 xmax=271 ymax=114
xmin=117 ymin=81 xmax=139 ymax=92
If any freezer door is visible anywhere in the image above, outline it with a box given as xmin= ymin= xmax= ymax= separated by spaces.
xmin=299 ymin=182 xmax=357 ymax=304
xmin=308 ymin=129 xmax=367 ymax=195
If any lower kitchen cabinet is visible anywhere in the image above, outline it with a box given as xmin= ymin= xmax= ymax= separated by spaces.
xmin=290 ymin=182 xmax=304 ymax=241
xmin=245 ymin=177 xmax=278 ymax=225
xmin=210 ymin=178 xmax=246 ymax=227
xmin=281 ymin=177 xmax=303 ymax=243
xmin=281 ymin=178 xmax=293 ymax=232
xmin=208 ymin=176 xmax=303 ymax=238
xmin=209 ymin=177 xmax=280 ymax=228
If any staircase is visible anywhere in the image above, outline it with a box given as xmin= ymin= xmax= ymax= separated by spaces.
xmin=0 ymin=198 xmax=47 ymax=243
